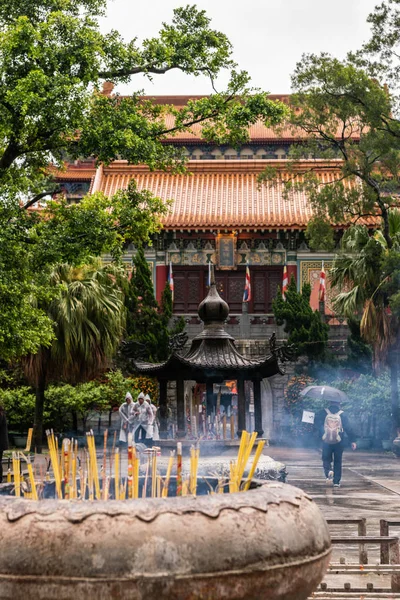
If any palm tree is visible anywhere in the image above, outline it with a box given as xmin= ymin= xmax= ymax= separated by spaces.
xmin=23 ymin=260 xmax=126 ymax=451
xmin=330 ymin=209 xmax=400 ymax=437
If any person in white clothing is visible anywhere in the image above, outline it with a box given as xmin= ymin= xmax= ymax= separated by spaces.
xmin=145 ymin=393 xmax=159 ymax=442
xmin=131 ymin=392 xmax=153 ymax=445
xmin=119 ymin=392 xmax=133 ymax=444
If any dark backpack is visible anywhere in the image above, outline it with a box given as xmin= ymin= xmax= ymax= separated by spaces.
xmin=322 ymin=409 xmax=343 ymax=444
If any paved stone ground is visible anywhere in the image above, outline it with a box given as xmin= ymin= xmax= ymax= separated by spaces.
xmin=265 ymin=445 xmax=400 ymax=596
xmin=167 ymin=444 xmax=400 ymax=595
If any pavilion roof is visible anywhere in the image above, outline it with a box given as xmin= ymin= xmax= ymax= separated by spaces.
xmin=133 ymin=348 xmax=282 ymax=381
xmin=132 ymin=270 xmax=283 ymax=382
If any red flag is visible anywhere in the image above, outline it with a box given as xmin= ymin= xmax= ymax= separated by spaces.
xmin=319 ymin=261 xmax=326 ymax=302
xmin=168 ymin=261 xmax=174 ymax=301
xmin=243 ymin=265 xmax=251 ymax=302
xmin=282 ymin=265 xmax=288 ymax=300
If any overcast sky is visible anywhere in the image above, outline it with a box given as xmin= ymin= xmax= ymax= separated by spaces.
xmin=100 ymin=0 xmax=379 ymax=96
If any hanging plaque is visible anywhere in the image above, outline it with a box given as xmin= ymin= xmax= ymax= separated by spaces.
xmin=216 ymin=234 xmax=236 ymax=270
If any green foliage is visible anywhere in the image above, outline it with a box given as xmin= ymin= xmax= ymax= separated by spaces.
xmin=0 ymin=369 xmax=159 ymax=434
xmin=273 ymin=276 xmax=329 ymax=360
xmin=258 ymin=46 xmax=400 ymax=252
xmin=0 ymin=0 xmax=287 ymax=361
xmin=305 ymin=217 xmax=336 ymax=252
xmin=346 ymin=318 xmax=373 ymax=372
xmin=0 ymin=387 xmax=37 ymax=433
xmin=126 ymin=249 xmax=185 ymax=362
xmin=23 ymin=260 xmax=127 ymax=387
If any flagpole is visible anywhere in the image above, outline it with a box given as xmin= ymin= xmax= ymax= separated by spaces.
xmin=318 ymin=260 xmax=326 ymax=322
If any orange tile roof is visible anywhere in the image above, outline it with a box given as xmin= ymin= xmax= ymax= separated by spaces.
xmin=138 ymin=95 xmax=361 ymax=143
xmin=93 ymin=160 xmax=375 ymax=230
xmin=49 ymin=163 xmax=96 ymax=181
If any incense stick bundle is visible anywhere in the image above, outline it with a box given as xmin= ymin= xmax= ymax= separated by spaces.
xmin=133 ymin=454 xmax=140 ymax=499
xmin=12 ymin=453 xmax=20 ymax=497
xmin=189 ymin=446 xmax=199 ymax=496
xmin=46 ymin=430 xmax=62 ymax=499
xmin=64 ymin=439 xmax=72 ymax=499
xmin=127 ymin=434 xmax=133 ymax=499
xmin=87 ymin=431 xmax=101 ymax=500
xmin=102 ymin=429 xmax=108 ymax=500
xmin=162 ymin=451 xmax=174 ymax=498
xmin=151 ymin=449 xmax=157 ymax=499
xmin=26 ymin=458 xmax=38 ymax=501
xmin=114 ymin=448 xmax=120 ymax=500
xmin=243 ymin=440 xmax=266 ymax=491
xmin=176 ymin=442 xmax=182 ymax=497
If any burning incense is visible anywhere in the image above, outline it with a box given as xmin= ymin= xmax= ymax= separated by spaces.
xmin=176 ymin=442 xmax=182 ymax=496
xmin=222 ymin=414 xmax=227 ymax=440
xmin=230 ymin=412 xmax=235 ymax=440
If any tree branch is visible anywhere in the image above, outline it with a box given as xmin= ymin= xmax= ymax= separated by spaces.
xmin=98 ymin=63 xmax=217 ymax=80
xmin=21 ymin=189 xmax=61 ymax=211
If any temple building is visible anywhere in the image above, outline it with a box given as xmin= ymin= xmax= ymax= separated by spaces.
xmin=54 ymin=95 xmax=362 ymax=439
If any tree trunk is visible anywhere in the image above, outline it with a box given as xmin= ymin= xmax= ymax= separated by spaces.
xmin=33 ymin=374 xmax=46 ymax=453
xmin=390 ymin=338 xmax=400 ymax=440
xmin=72 ymin=410 xmax=78 ymax=432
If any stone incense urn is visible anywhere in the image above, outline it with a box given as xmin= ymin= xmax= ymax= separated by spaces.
xmin=0 ymin=481 xmax=330 ymax=600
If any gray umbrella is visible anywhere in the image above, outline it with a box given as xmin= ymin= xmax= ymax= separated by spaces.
xmin=300 ymin=385 xmax=348 ymax=403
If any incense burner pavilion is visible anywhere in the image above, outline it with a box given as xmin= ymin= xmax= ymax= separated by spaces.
xmin=53 ymin=94 xmax=362 ymax=440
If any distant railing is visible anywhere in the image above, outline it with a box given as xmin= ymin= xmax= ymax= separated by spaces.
xmin=174 ymin=312 xmax=349 ymax=344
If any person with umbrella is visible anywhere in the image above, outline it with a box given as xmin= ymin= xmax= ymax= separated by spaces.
xmin=301 ymin=386 xmax=357 ymax=488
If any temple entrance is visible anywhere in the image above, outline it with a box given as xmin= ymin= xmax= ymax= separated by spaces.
xmin=173 ymin=266 xmax=282 ymax=314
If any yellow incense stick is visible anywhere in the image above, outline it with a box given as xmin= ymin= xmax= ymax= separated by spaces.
xmin=25 ymin=428 xmax=33 ymax=452
xmin=162 ymin=451 xmax=174 ymax=497
xmin=243 ymin=440 xmax=266 ymax=491
xmin=114 ymin=449 xmax=120 ymax=501
xmin=27 ymin=459 xmax=38 ymax=501
xmin=151 ymin=449 xmax=157 ymax=498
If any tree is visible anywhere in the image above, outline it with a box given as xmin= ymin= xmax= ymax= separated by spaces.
xmin=259 ymin=1 xmax=400 ymax=437
xmin=330 ymin=211 xmax=400 ymax=437
xmin=272 ymin=276 xmax=329 ymax=360
xmin=22 ymin=260 xmax=126 ymax=450
xmin=0 ymin=0 xmax=287 ymax=361
xmin=125 ymin=247 xmax=184 ymax=362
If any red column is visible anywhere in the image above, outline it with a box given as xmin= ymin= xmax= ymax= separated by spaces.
xmin=156 ymin=265 xmax=168 ymax=304
xmin=286 ymin=262 xmax=297 ymax=285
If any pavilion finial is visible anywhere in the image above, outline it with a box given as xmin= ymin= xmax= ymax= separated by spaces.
xmin=210 ymin=261 xmax=216 ymax=286
xmin=198 ymin=261 xmax=229 ymax=325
